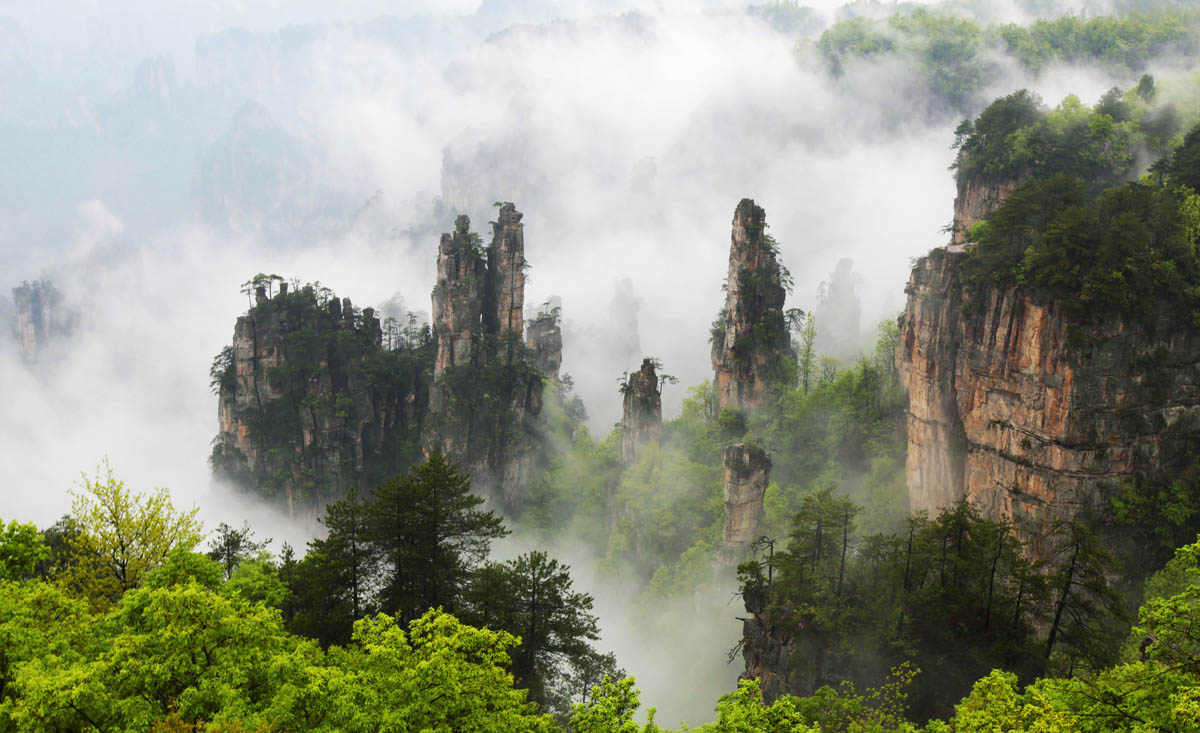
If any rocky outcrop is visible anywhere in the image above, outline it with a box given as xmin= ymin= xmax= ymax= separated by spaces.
xmin=485 ymin=203 xmax=526 ymax=335
xmin=620 ymin=358 xmax=663 ymax=466
xmin=526 ymin=309 xmax=563 ymax=382
xmin=213 ymin=285 xmax=431 ymax=515
xmin=11 ymin=280 xmax=73 ymax=361
xmin=718 ymin=443 xmax=771 ymax=565
xmin=711 ymin=198 xmax=794 ymax=414
xmin=897 ymin=248 xmax=1200 ymax=535
xmin=423 ymin=206 xmax=545 ymax=514
xmin=950 ymin=151 xmax=1017 ymax=246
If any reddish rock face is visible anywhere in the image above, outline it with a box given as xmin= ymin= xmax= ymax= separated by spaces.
xmin=719 ymin=443 xmax=771 ymax=564
xmin=620 ymin=358 xmax=662 ymax=467
xmin=486 ymin=203 xmax=526 ymax=337
xmin=711 ymin=198 xmax=794 ymax=415
xmin=897 ymin=249 xmax=1200 ymax=536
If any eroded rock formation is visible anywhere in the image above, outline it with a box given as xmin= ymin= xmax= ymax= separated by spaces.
xmin=897 ymin=248 xmax=1200 ymax=535
xmin=11 ymin=280 xmax=73 ymax=361
xmin=950 ymin=150 xmax=1017 ymax=246
xmin=620 ymin=358 xmax=663 ymax=466
xmin=213 ymin=285 xmax=430 ymax=515
xmin=711 ymin=198 xmax=794 ymax=414
xmin=526 ymin=310 xmax=563 ymax=382
xmin=718 ymin=443 xmax=771 ymax=566
xmin=423 ymin=205 xmax=546 ymax=513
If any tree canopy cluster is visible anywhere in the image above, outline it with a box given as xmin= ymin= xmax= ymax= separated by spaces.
xmin=956 ymin=86 xmax=1200 ymax=326
xmin=809 ymin=6 xmax=1200 ymax=115
xmin=0 ymin=456 xmax=624 ymax=730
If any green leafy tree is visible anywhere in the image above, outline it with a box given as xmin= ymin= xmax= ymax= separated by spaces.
xmin=328 ymin=610 xmax=556 ymax=733
xmin=206 ymin=521 xmax=270 ymax=580
xmin=0 ymin=520 xmax=48 ymax=581
xmin=64 ymin=461 xmax=205 ymax=607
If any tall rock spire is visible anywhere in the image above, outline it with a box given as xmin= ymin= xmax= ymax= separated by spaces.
xmin=424 ymin=204 xmax=545 ymax=514
xmin=620 ymin=357 xmax=663 ymax=466
xmin=711 ymin=198 xmax=794 ymax=414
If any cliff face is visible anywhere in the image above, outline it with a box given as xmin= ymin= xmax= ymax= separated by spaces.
xmin=213 ymin=285 xmax=430 ymax=515
xmin=620 ymin=358 xmax=663 ymax=466
xmin=526 ymin=310 xmax=563 ymax=381
xmin=423 ymin=204 xmax=547 ymax=514
xmin=897 ymin=249 xmax=1200 ymax=534
xmin=950 ymin=151 xmax=1017 ymax=246
xmin=11 ymin=280 xmax=73 ymax=361
xmin=718 ymin=443 xmax=771 ymax=566
xmin=711 ymin=198 xmax=793 ymax=414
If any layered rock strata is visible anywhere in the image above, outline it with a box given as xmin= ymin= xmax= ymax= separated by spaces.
xmin=950 ymin=151 xmax=1017 ymax=247
xmin=718 ymin=443 xmax=771 ymax=566
xmin=213 ymin=286 xmax=429 ymax=515
xmin=711 ymin=198 xmax=794 ymax=414
xmin=620 ymin=358 xmax=663 ymax=466
xmin=423 ymin=205 xmax=549 ymax=513
xmin=897 ymin=248 xmax=1200 ymax=535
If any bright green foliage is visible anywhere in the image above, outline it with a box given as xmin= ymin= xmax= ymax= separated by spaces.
xmin=569 ymin=676 xmax=660 ymax=733
xmin=0 ymin=520 xmax=48 ymax=580
xmin=0 ymin=580 xmax=95 ymax=729
xmin=223 ymin=554 xmax=289 ymax=609
xmin=6 ymin=581 xmax=293 ymax=731
xmin=940 ymin=670 xmax=1077 ymax=732
xmin=143 ymin=548 xmax=224 ymax=591
xmin=1 ymin=564 xmax=559 ymax=733
xmin=695 ymin=680 xmax=820 ymax=732
xmin=64 ymin=461 xmax=205 ymax=607
xmin=316 ymin=611 xmax=556 ymax=733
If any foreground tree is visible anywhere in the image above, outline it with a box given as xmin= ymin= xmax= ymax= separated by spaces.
xmin=0 ymin=520 xmax=48 ymax=581
xmin=462 ymin=550 xmax=603 ymax=711
xmin=206 ymin=520 xmax=270 ymax=580
xmin=63 ymin=461 xmax=205 ymax=607
xmin=369 ymin=452 xmax=508 ymax=622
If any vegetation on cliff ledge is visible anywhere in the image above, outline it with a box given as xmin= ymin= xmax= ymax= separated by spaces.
xmin=956 ymin=84 xmax=1200 ymax=326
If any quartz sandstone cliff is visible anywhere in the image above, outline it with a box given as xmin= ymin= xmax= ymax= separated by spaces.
xmin=213 ymin=285 xmax=428 ymax=515
xmin=949 ymin=150 xmax=1018 ymax=247
xmin=620 ymin=358 xmax=663 ymax=466
xmin=423 ymin=204 xmax=550 ymax=513
xmin=718 ymin=443 xmax=771 ymax=566
xmin=712 ymin=198 xmax=794 ymax=414
xmin=897 ymin=247 xmax=1200 ymax=535
xmin=526 ymin=310 xmax=563 ymax=382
